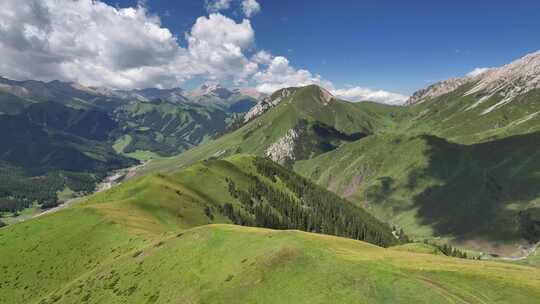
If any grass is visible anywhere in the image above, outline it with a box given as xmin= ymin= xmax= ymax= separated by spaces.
xmin=0 ymin=204 xmax=41 ymax=225
xmin=10 ymin=224 xmax=540 ymax=304
xmin=1 ymin=154 xmax=540 ymax=303
xmin=125 ymin=150 xmax=161 ymax=161
xmin=112 ymin=134 xmax=132 ymax=154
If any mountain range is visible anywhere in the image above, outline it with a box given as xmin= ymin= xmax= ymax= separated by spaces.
xmin=1 ymin=49 xmax=540 ymax=303
xmin=144 ymin=49 xmax=540 ymax=257
xmin=0 ymin=78 xmax=259 ymax=213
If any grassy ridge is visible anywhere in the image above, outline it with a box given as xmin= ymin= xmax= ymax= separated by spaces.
xmin=0 ymin=154 xmax=398 ymax=303
xmin=9 ymin=224 xmax=540 ymax=304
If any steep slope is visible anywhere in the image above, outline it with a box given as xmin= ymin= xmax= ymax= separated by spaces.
xmin=295 ymin=132 xmax=540 ymax=255
xmin=0 ymin=102 xmax=136 ymax=212
xmin=113 ymin=99 xmax=234 ymax=156
xmin=143 ymin=85 xmax=407 ymax=172
xmin=1 ymin=155 xmax=539 ymax=304
xmin=0 ymin=78 xmax=254 ymax=214
xmin=405 ymin=49 xmax=540 ymax=144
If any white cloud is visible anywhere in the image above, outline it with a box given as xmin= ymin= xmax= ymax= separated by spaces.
xmin=187 ymin=13 xmax=257 ymax=84
xmin=0 ymin=0 xmax=191 ymax=89
xmin=206 ymin=0 xmax=232 ymax=13
xmin=242 ymin=0 xmax=261 ymax=17
xmin=0 ymin=1 xmax=261 ymax=89
xmin=0 ymin=0 xmax=403 ymax=105
xmin=467 ymin=67 xmax=492 ymax=78
xmin=253 ymin=55 xmax=331 ymax=94
xmin=252 ymin=50 xmax=273 ymax=65
xmin=332 ymin=87 xmax=409 ymax=105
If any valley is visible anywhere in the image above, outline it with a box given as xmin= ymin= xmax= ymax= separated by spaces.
xmin=2 ymin=23 xmax=540 ymax=304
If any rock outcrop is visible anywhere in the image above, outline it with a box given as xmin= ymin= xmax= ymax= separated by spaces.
xmin=265 ymin=128 xmax=300 ymax=165
xmin=244 ymin=88 xmax=294 ymax=122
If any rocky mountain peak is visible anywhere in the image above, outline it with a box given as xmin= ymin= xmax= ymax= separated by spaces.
xmin=406 ymin=78 xmax=468 ymax=105
xmin=243 ymin=87 xmax=296 ymax=122
xmin=407 ymin=49 xmax=540 ymax=106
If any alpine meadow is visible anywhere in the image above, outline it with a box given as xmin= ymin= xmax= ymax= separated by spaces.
xmin=1 ymin=1 xmax=540 ymax=303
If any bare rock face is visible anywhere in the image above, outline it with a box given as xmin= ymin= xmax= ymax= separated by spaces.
xmin=244 ymin=88 xmax=294 ymax=122
xmin=318 ymin=86 xmax=335 ymax=105
xmin=406 ymin=78 xmax=469 ymax=105
xmin=406 ymin=49 xmax=540 ymax=108
xmin=465 ymin=50 xmax=540 ymax=114
xmin=265 ymin=128 xmax=300 ymax=165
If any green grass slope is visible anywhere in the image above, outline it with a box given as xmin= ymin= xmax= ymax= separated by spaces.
xmin=407 ymin=85 xmax=540 ymax=144
xmin=0 ymin=154 xmax=399 ymax=303
xmin=295 ymin=131 xmax=540 ymax=254
xmin=113 ymin=100 xmax=235 ymax=156
xmin=3 ymin=224 xmax=540 ymax=304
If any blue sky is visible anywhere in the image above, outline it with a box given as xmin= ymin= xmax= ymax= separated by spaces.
xmin=2 ymin=0 xmax=540 ymax=104
xmin=104 ymin=0 xmax=540 ymax=95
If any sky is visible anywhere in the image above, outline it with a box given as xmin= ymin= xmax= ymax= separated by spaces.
xmin=1 ymin=0 xmax=540 ymax=104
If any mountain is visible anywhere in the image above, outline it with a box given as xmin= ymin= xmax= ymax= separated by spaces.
xmin=115 ymin=87 xmax=189 ymax=103
xmin=0 ymin=101 xmax=137 ymax=212
xmin=2 ymin=155 xmax=539 ymax=304
xmin=112 ymin=99 xmax=234 ymax=156
xmin=0 ymin=77 xmax=124 ymax=111
xmin=404 ymin=50 xmax=540 ymax=143
xmin=143 ymin=85 xmax=406 ymax=173
xmin=291 ymin=50 xmax=540 ymax=255
xmin=189 ymin=83 xmax=259 ymax=113
xmin=0 ymin=77 xmax=261 ymax=213
xmin=137 ymin=50 xmax=540 ymax=257
xmin=407 ymin=50 xmax=540 ymax=107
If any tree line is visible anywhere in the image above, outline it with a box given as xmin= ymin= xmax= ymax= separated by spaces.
xmin=218 ymin=157 xmax=401 ymax=247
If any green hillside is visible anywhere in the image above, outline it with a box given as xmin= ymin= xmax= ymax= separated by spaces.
xmin=295 ymin=131 xmax=540 ymax=252
xmin=143 ymin=85 xmax=405 ymax=173
xmin=406 ymin=86 xmax=540 ymax=144
xmin=0 ymin=154 xmax=401 ymax=303
xmin=113 ymin=99 xmax=235 ymax=157
xmin=0 ymin=102 xmax=137 ymax=213
xmin=1 ymin=155 xmax=539 ymax=303
xmin=2 ymin=220 xmax=539 ymax=304
xmin=137 ymin=84 xmax=540 ymax=256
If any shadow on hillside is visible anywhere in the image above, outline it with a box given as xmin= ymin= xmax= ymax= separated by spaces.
xmin=407 ymin=132 xmax=540 ymax=242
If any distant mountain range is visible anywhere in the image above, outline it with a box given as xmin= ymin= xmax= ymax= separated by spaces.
xmin=0 ymin=78 xmax=262 ymax=212
xmin=144 ymin=49 xmax=540 ymax=257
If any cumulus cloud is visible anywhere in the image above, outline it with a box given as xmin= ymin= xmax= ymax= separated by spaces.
xmin=0 ymin=0 xmax=192 ymax=88
xmin=466 ymin=67 xmax=492 ymax=78
xmin=207 ymin=0 xmax=260 ymax=18
xmin=0 ymin=0 xmax=405 ymax=105
xmin=242 ymin=0 xmax=261 ymax=17
xmin=0 ymin=1 xmax=260 ymax=89
xmin=187 ymin=14 xmax=258 ymax=83
xmin=253 ymin=55 xmax=332 ymax=94
xmin=332 ymin=87 xmax=409 ymax=105
xmin=206 ymin=0 xmax=232 ymax=13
